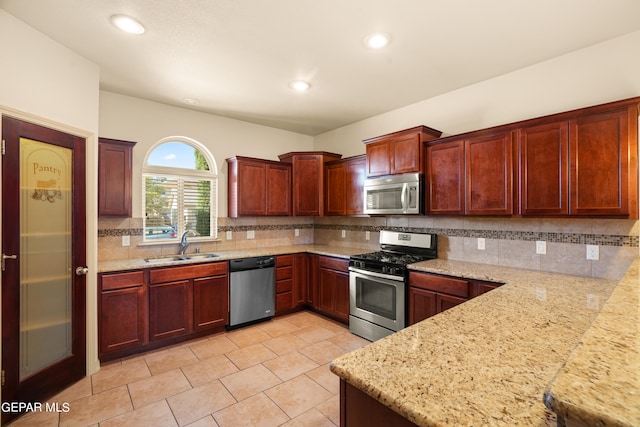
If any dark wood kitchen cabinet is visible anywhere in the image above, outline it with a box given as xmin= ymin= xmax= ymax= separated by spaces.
xmin=275 ymin=253 xmax=308 ymax=315
xmin=226 ymin=156 xmax=292 ymax=217
xmin=408 ymin=271 xmax=502 ymax=325
xmin=279 ymin=152 xmax=342 ymax=216
xmin=98 ymin=137 xmax=136 ymax=217
xmin=363 ymin=125 xmax=442 ymax=177
xmin=99 ymin=270 xmax=147 ymax=358
xmin=148 ymin=262 xmax=228 ymax=341
xmin=325 ymin=155 xmax=366 ymax=215
xmin=426 ymin=139 xmax=465 ymax=215
xmin=314 ymin=255 xmax=349 ymax=324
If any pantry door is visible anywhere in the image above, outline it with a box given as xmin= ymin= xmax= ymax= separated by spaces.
xmin=1 ymin=116 xmax=86 ymax=422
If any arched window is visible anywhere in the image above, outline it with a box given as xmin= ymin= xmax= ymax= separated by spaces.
xmin=142 ymin=137 xmax=217 ymax=242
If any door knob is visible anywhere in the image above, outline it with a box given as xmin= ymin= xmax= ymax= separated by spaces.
xmin=75 ymin=266 xmax=89 ymax=276
xmin=2 ymin=253 xmax=17 ymax=271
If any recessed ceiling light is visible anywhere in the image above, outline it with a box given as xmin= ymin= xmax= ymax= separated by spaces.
xmin=364 ymin=32 xmax=391 ymax=49
xmin=289 ymin=80 xmax=311 ymax=92
xmin=110 ymin=14 xmax=145 ymax=35
xmin=183 ymin=98 xmax=199 ymax=105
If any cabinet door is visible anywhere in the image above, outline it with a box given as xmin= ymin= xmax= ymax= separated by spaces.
xmin=408 ymin=287 xmax=437 ymax=326
xmin=266 ymin=163 xmax=292 ymax=216
xmin=436 ymin=294 xmax=467 ymax=313
xmin=518 ymin=121 xmax=569 ymax=215
xmin=334 ymin=271 xmax=350 ymax=323
xmin=570 ymin=108 xmax=632 ymax=216
xmin=193 ymin=275 xmax=228 ymax=331
xmin=99 ymin=286 xmax=146 ymax=355
xmin=465 ymin=131 xmax=515 ymax=215
xmin=293 ymin=253 xmax=308 ymax=306
xmin=149 ymin=280 xmax=191 ymax=341
xmin=318 ymin=268 xmax=337 ymax=314
xmin=366 ymin=140 xmax=391 ymax=177
xmin=98 ymin=138 xmax=135 ymax=217
xmin=345 ymin=157 xmax=366 ymax=215
xmin=426 ymin=140 xmax=465 ymax=215
xmin=325 ymin=162 xmax=346 ymax=215
xmin=307 ymin=255 xmax=318 ymax=307
xmin=293 ymin=154 xmax=323 ymax=216
xmin=391 ymin=133 xmax=421 ymax=174
xmin=237 ymin=160 xmax=267 ymax=216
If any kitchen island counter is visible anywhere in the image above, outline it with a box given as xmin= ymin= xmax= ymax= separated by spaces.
xmin=330 ymin=259 xmax=625 ymax=426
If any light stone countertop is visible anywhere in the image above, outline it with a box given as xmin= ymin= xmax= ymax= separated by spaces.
xmin=330 ymin=258 xmax=623 ymax=427
xmin=97 ymin=244 xmax=366 ymax=273
xmin=543 ymin=258 xmax=639 ymax=426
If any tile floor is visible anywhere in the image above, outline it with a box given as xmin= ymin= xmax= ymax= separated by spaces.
xmin=9 ymin=311 xmax=369 ymax=427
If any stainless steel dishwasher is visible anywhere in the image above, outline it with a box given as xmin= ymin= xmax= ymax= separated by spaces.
xmin=228 ymin=256 xmax=275 ymax=329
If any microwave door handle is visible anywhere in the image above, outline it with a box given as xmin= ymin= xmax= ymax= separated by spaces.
xmin=401 ymin=183 xmax=409 ymax=213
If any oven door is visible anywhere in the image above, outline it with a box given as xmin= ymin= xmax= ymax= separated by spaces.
xmin=349 ymin=268 xmax=405 ymax=333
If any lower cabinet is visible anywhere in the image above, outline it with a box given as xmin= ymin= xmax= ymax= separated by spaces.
xmin=408 ymin=271 xmax=502 ymax=326
xmin=313 ymin=255 xmax=349 ymax=324
xmin=99 ymin=261 xmax=228 ymax=361
xmin=275 ymin=253 xmax=308 ymax=315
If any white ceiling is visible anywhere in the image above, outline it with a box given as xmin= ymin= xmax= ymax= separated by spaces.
xmin=2 ymin=0 xmax=640 ymax=136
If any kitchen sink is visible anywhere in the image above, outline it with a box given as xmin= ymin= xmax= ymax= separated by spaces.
xmin=144 ymin=253 xmax=219 ymax=263
xmin=183 ymin=253 xmax=219 ymax=260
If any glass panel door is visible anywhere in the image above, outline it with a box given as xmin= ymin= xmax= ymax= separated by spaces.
xmin=19 ymin=138 xmax=73 ymax=380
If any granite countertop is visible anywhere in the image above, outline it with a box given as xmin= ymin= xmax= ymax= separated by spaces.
xmin=98 ymin=244 xmax=366 ymax=273
xmin=543 ymin=258 xmax=639 ymax=426
xmin=330 ymin=258 xmax=623 ymax=427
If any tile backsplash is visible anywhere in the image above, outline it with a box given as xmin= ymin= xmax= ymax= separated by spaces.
xmin=99 ymin=215 xmax=639 ymax=280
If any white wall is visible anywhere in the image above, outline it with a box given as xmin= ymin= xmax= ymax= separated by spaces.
xmin=314 ymin=30 xmax=640 ymax=156
xmin=0 ymin=9 xmax=101 ymax=376
xmin=99 ymin=91 xmax=314 ymax=217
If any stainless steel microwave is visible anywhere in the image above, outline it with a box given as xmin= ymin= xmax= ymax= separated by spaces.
xmin=363 ymin=173 xmax=422 ymax=215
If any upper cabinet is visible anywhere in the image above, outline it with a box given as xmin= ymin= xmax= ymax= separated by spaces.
xmin=426 ymin=140 xmax=465 ymax=215
xmin=278 ymin=152 xmax=342 ymax=216
xmin=325 ymin=155 xmax=366 ymax=216
xmin=98 ymin=137 xmax=136 ymax=217
xmin=226 ymin=156 xmax=292 ymax=217
xmin=363 ymin=125 xmax=442 ymax=177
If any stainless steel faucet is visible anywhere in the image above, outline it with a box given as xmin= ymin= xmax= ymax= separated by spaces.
xmin=179 ymin=230 xmax=196 ymax=255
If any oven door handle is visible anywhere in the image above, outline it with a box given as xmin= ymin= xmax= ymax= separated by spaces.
xmin=349 ymin=267 xmax=404 ymax=282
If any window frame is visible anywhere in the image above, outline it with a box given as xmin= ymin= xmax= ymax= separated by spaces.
xmin=142 ymin=137 xmax=218 ymax=243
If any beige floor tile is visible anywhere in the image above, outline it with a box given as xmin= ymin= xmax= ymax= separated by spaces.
xmin=225 ymin=343 xmax=278 ymax=370
xmin=5 ymin=409 xmax=60 ymax=427
xmin=312 ymin=319 xmax=348 ymax=335
xmin=167 ymin=380 xmax=236 ymax=426
xmin=99 ymin=399 xmax=178 ymax=427
xmin=258 ymin=318 xmax=302 ymax=337
xmin=50 ymin=376 xmax=92 ymax=404
xmin=315 ymin=395 xmax=339 ymax=425
xmin=265 ymin=375 xmax=332 ymax=419
xmin=59 ymin=385 xmax=132 ymax=426
xmin=262 ymin=334 xmax=309 ymax=356
xmin=190 ymin=335 xmax=240 ymax=361
xmin=305 ymin=363 xmax=339 ymax=395
xmin=327 ymin=331 xmax=370 ymax=352
xmin=213 ymin=393 xmax=289 ymax=427
xmin=226 ymin=327 xmax=272 ymax=347
xmin=184 ymin=415 xmax=219 ymax=427
xmin=262 ymin=351 xmax=319 ymax=382
xmin=145 ymin=346 xmax=199 ymax=375
xmin=281 ymin=408 xmax=336 ymax=427
xmin=128 ymin=369 xmax=192 ymax=409
xmin=91 ymin=358 xmax=151 ymax=394
xmin=292 ymin=326 xmax=338 ymax=344
xmin=283 ymin=312 xmax=325 ymax=329
xmin=299 ymin=341 xmax=346 ymax=365
xmin=219 ymin=364 xmax=282 ymax=401
xmin=181 ymin=354 xmax=239 ymax=387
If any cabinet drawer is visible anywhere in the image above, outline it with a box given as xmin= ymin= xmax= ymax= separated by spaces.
xmin=276 ymin=254 xmax=293 ymax=267
xmin=277 ymin=278 xmax=293 ymax=293
xmin=101 ymin=271 xmax=144 ymax=291
xmin=149 ymin=262 xmax=228 ymax=284
xmin=276 ymin=292 xmax=293 ymax=312
xmin=409 ymin=272 xmax=469 ymax=298
xmin=318 ymin=256 xmax=349 ymax=272
xmin=276 ymin=265 xmax=293 ymax=281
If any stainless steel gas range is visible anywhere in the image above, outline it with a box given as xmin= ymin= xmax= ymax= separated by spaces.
xmin=348 ymin=230 xmax=437 ymax=341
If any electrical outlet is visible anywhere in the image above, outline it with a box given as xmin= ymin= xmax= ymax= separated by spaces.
xmin=294 ymin=228 xmax=299 ymax=237
xmin=586 ymin=244 xmax=599 ymax=260
xmin=536 ymin=241 xmax=546 ymax=255
xmin=341 ymin=230 xmax=346 ymax=238
xmin=122 ymin=235 xmax=130 ymax=247
xmin=535 ymin=287 xmax=547 ymax=302
xmin=365 ymin=231 xmax=370 ymax=240
xmin=586 ymin=294 xmax=599 ymax=310
xmin=477 ymin=237 xmax=485 ymax=250
xmin=226 ymin=230 xmax=232 ymax=240
xmin=247 ymin=230 xmax=255 ymax=239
